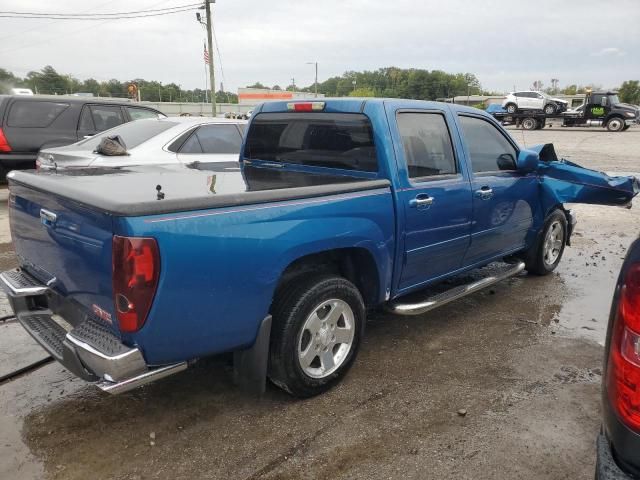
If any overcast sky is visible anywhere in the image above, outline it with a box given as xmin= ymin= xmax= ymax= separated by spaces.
xmin=1 ymin=0 xmax=638 ymax=94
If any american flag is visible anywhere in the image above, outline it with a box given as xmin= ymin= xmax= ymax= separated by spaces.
xmin=203 ymin=43 xmax=210 ymax=65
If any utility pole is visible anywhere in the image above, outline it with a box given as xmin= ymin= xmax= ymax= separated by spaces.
xmin=205 ymin=0 xmax=216 ymax=117
xmin=306 ymin=62 xmax=318 ymax=97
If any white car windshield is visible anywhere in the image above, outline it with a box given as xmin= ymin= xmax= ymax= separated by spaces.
xmin=78 ymin=120 xmax=178 ymax=150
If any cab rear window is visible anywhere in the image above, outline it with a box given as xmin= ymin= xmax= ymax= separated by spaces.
xmin=245 ymin=113 xmax=378 ymax=172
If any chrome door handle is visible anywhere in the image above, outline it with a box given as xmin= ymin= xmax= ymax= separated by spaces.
xmin=475 ymin=187 xmax=493 ymax=200
xmin=409 ymin=195 xmax=434 ymax=209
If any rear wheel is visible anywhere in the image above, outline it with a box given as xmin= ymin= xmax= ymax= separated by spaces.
xmin=521 ymin=117 xmax=537 ymax=130
xmin=268 ymin=275 xmax=365 ymax=397
xmin=606 ymin=117 xmax=624 ymax=132
xmin=544 ymin=103 xmax=557 ymax=115
xmin=505 ymin=103 xmax=517 ymax=114
xmin=524 ymin=209 xmax=568 ymax=276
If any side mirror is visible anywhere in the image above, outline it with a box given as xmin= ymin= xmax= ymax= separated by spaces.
xmin=517 ymin=149 xmax=539 ymax=173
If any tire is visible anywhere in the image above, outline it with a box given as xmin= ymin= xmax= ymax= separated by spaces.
xmin=505 ymin=103 xmax=517 ymax=114
xmin=268 ymin=275 xmax=365 ymax=398
xmin=544 ymin=103 xmax=557 ymax=115
xmin=522 ymin=117 xmax=537 ymax=130
xmin=606 ymin=117 xmax=624 ymax=132
xmin=524 ymin=209 xmax=568 ymax=276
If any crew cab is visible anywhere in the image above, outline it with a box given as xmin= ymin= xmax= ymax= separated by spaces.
xmin=2 ymin=99 xmax=638 ymax=398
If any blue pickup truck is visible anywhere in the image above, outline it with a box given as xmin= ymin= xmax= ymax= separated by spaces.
xmin=2 ymin=99 xmax=638 ymax=397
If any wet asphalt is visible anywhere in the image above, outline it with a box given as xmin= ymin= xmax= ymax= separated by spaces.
xmin=1 ymin=127 xmax=639 ymax=480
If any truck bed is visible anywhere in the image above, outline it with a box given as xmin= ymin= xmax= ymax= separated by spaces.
xmin=8 ymin=163 xmax=390 ymax=216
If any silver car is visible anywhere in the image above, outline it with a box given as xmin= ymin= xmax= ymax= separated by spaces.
xmin=36 ymin=117 xmax=247 ymax=170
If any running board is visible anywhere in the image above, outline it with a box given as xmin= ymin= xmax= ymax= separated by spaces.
xmin=96 ymin=362 xmax=188 ymax=395
xmin=387 ymin=261 xmax=526 ymax=316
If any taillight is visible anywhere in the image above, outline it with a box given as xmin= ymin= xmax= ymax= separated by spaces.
xmin=607 ymin=262 xmax=640 ymax=432
xmin=0 ymin=128 xmax=11 ymax=152
xmin=112 ymin=235 xmax=160 ymax=333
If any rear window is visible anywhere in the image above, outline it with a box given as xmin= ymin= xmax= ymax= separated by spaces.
xmin=245 ymin=113 xmax=378 ymax=172
xmin=78 ymin=119 xmax=177 ymax=150
xmin=7 ymin=100 xmax=69 ymax=128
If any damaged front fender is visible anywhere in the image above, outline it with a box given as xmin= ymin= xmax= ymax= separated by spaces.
xmin=530 ymin=143 xmax=640 ymax=207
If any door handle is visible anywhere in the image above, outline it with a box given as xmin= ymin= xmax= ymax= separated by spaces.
xmin=475 ymin=186 xmax=493 ymax=200
xmin=409 ymin=194 xmax=434 ymax=209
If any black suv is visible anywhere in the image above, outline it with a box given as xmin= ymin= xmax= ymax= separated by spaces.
xmin=0 ymin=95 xmax=165 ymax=174
xmin=597 ymin=237 xmax=640 ymax=479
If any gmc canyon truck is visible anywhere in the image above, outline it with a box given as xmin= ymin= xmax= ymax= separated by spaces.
xmin=2 ymin=99 xmax=638 ymax=398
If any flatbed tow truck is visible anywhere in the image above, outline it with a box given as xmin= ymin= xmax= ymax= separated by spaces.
xmin=488 ymin=91 xmax=639 ymax=131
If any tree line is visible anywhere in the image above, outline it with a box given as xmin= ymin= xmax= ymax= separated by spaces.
xmin=2 ymin=65 xmax=639 ymax=105
xmin=0 ymin=66 xmax=238 ymax=103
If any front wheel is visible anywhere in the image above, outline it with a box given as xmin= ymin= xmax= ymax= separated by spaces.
xmin=544 ymin=103 xmax=557 ymax=115
xmin=525 ymin=210 xmax=568 ymax=276
xmin=268 ymin=275 xmax=365 ymax=397
xmin=607 ymin=117 xmax=624 ymax=132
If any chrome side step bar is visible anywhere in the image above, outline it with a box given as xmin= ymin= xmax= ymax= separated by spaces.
xmin=387 ymin=261 xmax=526 ymax=316
xmin=97 ymin=362 xmax=188 ymax=395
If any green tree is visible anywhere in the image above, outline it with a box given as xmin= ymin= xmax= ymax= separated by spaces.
xmin=0 ymin=68 xmax=26 ymax=93
xmin=246 ymin=82 xmax=266 ymax=89
xmin=619 ymin=80 xmax=640 ymax=104
xmin=349 ymin=87 xmax=375 ymax=97
xmin=26 ymin=65 xmax=69 ymax=94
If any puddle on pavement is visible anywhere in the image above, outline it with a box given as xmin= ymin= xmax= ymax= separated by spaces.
xmin=552 ymin=204 xmax=639 ymax=345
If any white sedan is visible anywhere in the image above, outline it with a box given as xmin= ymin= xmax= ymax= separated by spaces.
xmin=36 ymin=117 xmax=247 ymax=170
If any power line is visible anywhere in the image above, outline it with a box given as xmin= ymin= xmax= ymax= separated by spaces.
xmin=0 ymin=3 xmax=201 ymax=17
xmin=0 ymin=7 xmax=199 ymax=21
xmin=0 ymin=0 xmax=117 ymax=41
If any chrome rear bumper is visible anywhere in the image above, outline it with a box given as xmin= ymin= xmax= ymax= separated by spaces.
xmin=0 ymin=268 xmax=186 ymax=394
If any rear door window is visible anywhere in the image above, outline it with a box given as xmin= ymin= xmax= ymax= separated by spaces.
xmin=7 ymin=101 xmax=69 ymax=127
xmin=90 ymin=105 xmax=124 ymax=132
xmin=245 ymin=113 xmax=378 ymax=172
xmin=397 ymin=112 xmax=457 ymax=179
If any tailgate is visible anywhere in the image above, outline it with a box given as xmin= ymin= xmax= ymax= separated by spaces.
xmin=9 ymin=182 xmax=115 ymax=328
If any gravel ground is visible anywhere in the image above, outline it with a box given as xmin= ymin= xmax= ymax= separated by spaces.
xmin=0 ymin=127 xmax=639 ymax=480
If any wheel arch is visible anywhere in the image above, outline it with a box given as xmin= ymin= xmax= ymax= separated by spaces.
xmin=273 ymin=247 xmax=383 ymax=308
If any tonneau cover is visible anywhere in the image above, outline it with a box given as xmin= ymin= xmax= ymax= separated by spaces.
xmin=8 ymin=163 xmax=390 ymax=217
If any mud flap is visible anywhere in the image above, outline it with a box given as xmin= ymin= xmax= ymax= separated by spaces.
xmin=531 ymin=143 xmax=640 ymax=207
xmin=233 ymin=315 xmax=271 ymax=395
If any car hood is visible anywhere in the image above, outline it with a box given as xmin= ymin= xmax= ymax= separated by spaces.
xmin=549 ymin=97 xmax=569 ymax=105
xmin=614 ymin=103 xmax=639 ymax=114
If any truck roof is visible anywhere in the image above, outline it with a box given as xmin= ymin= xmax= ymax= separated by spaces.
xmin=256 ymin=97 xmax=490 ymax=117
